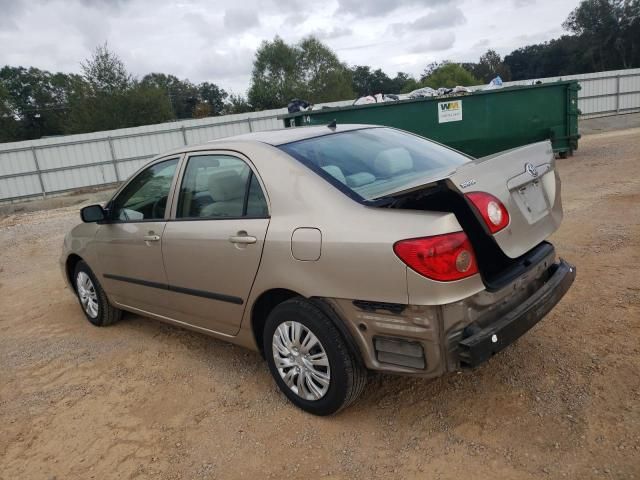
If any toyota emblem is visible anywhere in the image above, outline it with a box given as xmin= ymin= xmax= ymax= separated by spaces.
xmin=525 ymin=163 xmax=538 ymax=177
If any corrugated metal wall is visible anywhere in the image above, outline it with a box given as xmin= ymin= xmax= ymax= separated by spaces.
xmin=494 ymin=68 xmax=640 ymax=118
xmin=1 ymin=68 xmax=639 ymax=202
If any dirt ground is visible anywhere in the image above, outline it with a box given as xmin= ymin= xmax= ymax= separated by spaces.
xmin=1 ymin=128 xmax=639 ymax=480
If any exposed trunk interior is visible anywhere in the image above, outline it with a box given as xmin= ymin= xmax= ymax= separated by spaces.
xmin=374 ymin=181 xmax=554 ymax=291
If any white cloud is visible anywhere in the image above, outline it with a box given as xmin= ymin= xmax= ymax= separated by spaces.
xmin=391 ymin=5 xmax=466 ymax=35
xmin=408 ymin=32 xmax=456 ymax=52
xmin=0 ymin=0 xmax=580 ymax=95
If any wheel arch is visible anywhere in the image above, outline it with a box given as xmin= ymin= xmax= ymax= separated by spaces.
xmin=250 ymin=289 xmax=364 ymax=367
xmin=251 ymin=288 xmax=300 ymax=357
xmin=65 ymin=253 xmax=84 ymax=291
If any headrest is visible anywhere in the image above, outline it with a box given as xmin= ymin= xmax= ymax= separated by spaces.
xmin=374 ymin=148 xmax=413 ymax=177
xmin=208 ymin=170 xmax=245 ymax=202
xmin=321 ymin=165 xmax=347 ymax=184
xmin=346 ymin=172 xmax=375 ymax=188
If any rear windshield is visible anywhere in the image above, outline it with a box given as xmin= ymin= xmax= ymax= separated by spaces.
xmin=279 ymin=127 xmax=470 ymax=201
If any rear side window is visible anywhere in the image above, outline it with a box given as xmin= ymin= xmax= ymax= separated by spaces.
xmin=177 ymin=154 xmax=268 ymax=219
xmin=279 ymin=128 xmax=470 ymax=201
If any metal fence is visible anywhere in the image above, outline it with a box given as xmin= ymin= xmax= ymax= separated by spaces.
xmin=1 ymin=68 xmax=639 ymax=203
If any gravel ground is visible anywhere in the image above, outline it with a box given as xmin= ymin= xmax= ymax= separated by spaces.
xmin=1 ymin=128 xmax=639 ymax=480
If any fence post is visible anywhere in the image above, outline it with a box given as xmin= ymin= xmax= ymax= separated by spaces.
xmin=615 ymin=75 xmax=621 ymax=113
xmin=107 ymin=137 xmax=120 ymax=182
xmin=181 ymin=125 xmax=188 ymax=145
xmin=247 ymin=117 xmax=253 ymax=132
xmin=30 ymin=147 xmax=47 ymax=199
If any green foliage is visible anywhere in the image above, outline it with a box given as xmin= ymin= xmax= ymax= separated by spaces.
xmin=506 ymin=0 xmax=639 ymax=79
xmin=298 ymin=37 xmax=354 ymax=103
xmin=66 ymin=82 xmax=174 ymax=134
xmin=248 ymin=36 xmax=354 ymax=109
xmin=67 ymin=46 xmax=173 ymax=133
xmin=140 ymin=74 xmax=228 ymax=119
xmin=223 ymin=94 xmax=253 ymax=114
xmin=248 ymin=37 xmax=303 ymax=110
xmin=350 ymin=66 xmax=416 ymax=95
xmin=0 ymin=45 xmax=229 ymax=142
xmin=81 ymin=43 xmax=131 ymax=94
xmin=419 ymin=63 xmax=479 ymax=89
xmin=462 ymin=50 xmax=512 ymax=83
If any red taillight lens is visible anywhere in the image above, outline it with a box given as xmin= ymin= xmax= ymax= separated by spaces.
xmin=393 ymin=232 xmax=479 ymax=281
xmin=465 ymin=192 xmax=510 ymax=233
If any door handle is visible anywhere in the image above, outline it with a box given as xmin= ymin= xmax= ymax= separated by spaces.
xmin=143 ymin=234 xmax=161 ymax=242
xmin=229 ymin=235 xmax=257 ymax=245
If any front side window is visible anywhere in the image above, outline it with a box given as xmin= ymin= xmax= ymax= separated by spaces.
xmin=177 ymin=155 xmax=268 ymax=219
xmin=279 ymin=127 xmax=471 ymax=201
xmin=111 ymin=158 xmax=178 ymax=221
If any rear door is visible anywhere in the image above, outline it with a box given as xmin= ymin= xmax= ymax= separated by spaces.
xmin=161 ymin=152 xmax=270 ymax=336
xmin=448 ymin=141 xmax=562 ymax=258
xmin=96 ymin=157 xmax=180 ymax=313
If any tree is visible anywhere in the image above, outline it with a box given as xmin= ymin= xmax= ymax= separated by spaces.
xmin=198 ymin=81 xmax=228 ymax=115
xmin=0 ymin=66 xmax=82 ymax=140
xmin=248 ymin=36 xmax=354 ymax=109
xmin=81 ymin=43 xmax=131 ymax=94
xmin=298 ymin=37 xmax=354 ymax=103
xmin=223 ymin=94 xmax=253 ymax=114
xmin=248 ymin=37 xmax=303 ymax=110
xmin=466 ymin=50 xmax=512 ymax=83
xmin=67 ymin=46 xmax=173 ymax=134
xmin=420 ymin=62 xmax=479 ymax=89
xmin=0 ymin=83 xmax=19 ymax=142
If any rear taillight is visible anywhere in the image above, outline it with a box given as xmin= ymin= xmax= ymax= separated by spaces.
xmin=393 ymin=232 xmax=478 ymax=282
xmin=465 ymin=192 xmax=510 ymax=233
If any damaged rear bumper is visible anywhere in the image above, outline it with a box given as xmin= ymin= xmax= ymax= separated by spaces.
xmin=457 ymin=259 xmax=576 ymax=368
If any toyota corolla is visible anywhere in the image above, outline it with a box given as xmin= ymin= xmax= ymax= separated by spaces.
xmin=61 ymin=125 xmax=575 ymax=415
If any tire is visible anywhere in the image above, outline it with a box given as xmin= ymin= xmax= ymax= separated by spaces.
xmin=73 ymin=260 xmax=122 ymax=327
xmin=263 ymin=297 xmax=367 ymax=415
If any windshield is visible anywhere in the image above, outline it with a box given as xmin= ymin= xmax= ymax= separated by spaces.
xmin=279 ymin=127 xmax=471 ymax=201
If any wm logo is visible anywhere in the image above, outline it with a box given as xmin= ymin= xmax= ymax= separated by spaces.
xmin=440 ymin=101 xmax=460 ymax=111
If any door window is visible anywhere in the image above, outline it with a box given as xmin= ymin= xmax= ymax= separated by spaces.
xmin=111 ymin=158 xmax=178 ymax=221
xmin=177 ymin=155 xmax=268 ymax=219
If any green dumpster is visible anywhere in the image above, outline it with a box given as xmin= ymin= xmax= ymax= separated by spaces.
xmin=280 ymin=81 xmax=580 ymax=158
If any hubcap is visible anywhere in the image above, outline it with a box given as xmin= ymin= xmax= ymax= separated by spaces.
xmin=272 ymin=321 xmax=330 ymax=401
xmin=76 ymin=271 xmax=99 ymax=318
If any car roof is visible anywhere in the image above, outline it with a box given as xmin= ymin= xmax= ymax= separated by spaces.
xmin=207 ymin=124 xmax=378 ymax=146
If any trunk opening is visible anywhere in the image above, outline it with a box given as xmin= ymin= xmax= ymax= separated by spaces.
xmin=376 ymin=181 xmax=553 ymax=291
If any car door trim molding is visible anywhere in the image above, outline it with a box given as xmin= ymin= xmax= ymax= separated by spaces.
xmin=103 ymin=273 xmax=244 ymax=305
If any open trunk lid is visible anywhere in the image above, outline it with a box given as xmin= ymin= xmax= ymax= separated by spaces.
xmin=449 ymin=140 xmax=562 ymax=258
xmin=375 ymin=141 xmax=562 ymax=259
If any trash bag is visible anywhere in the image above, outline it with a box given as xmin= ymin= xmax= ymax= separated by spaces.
xmin=408 ymin=87 xmax=438 ymax=98
xmin=452 ymin=85 xmax=473 ymax=93
xmin=484 ymin=76 xmax=503 ymax=90
xmin=288 ymin=99 xmax=312 ymax=113
xmin=353 ymin=95 xmax=377 ymax=105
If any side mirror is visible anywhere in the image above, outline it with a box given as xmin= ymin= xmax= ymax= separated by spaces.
xmin=80 ymin=204 xmax=106 ymax=223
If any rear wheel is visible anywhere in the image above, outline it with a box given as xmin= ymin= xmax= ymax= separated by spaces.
xmin=263 ymin=298 xmax=366 ymax=415
xmin=73 ymin=261 xmax=122 ymax=327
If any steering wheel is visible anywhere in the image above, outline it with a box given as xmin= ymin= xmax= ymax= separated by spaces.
xmin=151 ymin=196 xmax=167 ymax=219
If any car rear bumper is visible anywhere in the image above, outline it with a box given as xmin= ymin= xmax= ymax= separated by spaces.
xmin=326 ymin=253 xmax=575 ymax=378
xmin=457 ymin=259 xmax=576 ymax=368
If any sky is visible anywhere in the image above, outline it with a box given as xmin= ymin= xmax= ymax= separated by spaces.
xmin=0 ymin=0 xmax=580 ymax=95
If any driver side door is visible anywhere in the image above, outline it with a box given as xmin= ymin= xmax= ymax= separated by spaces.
xmin=95 ymin=157 xmax=180 ymax=314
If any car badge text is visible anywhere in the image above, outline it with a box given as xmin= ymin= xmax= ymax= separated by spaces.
xmin=459 ymin=179 xmax=476 ymax=189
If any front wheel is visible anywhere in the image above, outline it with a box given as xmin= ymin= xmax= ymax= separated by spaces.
xmin=263 ymin=298 xmax=367 ymax=415
xmin=73 ymin=260 xmax=122 ymax=327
